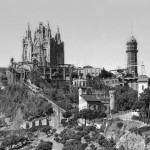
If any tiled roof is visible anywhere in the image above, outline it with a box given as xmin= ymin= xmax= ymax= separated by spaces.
xmin=81 ymin=94 xmax=109 ymax=103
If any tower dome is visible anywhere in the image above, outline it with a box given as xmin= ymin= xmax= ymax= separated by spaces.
xmin=127 ymin=35 xmax=137 ymax=44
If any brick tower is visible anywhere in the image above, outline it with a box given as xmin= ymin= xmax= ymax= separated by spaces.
xmin=126 ymin=35 xmax=138 ymax=76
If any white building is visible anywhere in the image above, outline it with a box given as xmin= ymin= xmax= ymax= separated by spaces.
xmin=77 ymin=67 xmax=101 ymax=79
xmin=138 ymin=75 xmax=148 ymax=97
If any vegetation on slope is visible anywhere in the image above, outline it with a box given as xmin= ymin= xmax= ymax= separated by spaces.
xmin=0 ymin=83 xmax=53 ymax=120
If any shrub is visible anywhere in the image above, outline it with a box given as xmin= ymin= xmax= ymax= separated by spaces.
xmin=111 ymin=117 xmax=122 ymax=122
xmin=54 ymin=137 xmax=60 ymax=143
xmin=63 ymin=140 xmax=85 ymax=150
xmin=67 ymin=124 xmax=73 ymax=128
xmin=35 ymin=141 xmax=53 ymax=150
xmin=61 ymin=118 xmax=67 ymax=123
xmin=80 ymin=130 xmax=89 ymax=136
xmin=68 ymin=119 xmax=78 ymax=126
xmin=29 ymin=126 xmax=39 ymax=132
xmin=118 ymin=145 xmax=125 ymax=150
xmin=116 ymin=121 xmax=123 ymax=129
xmin=85 ymin=138 xmax=91 ymax=143
xmin=111 ymin=109 xmax=117 ymax=114
xmin=75 ymin=125 xmax=83 ymax=131
xmin=131 ymin=115 xmax=140 ymax=121
xmin=81 ymin=143 xmax=88 ymax=149
xmin=0 ymin=130 xmax=10 ymax=138
xmin=60 ymin=139 xmax=67 ymax=144
xmin=84 ymin=126 xmax=96 ymax=132
xmin=84 ymin=135 xmax=90 ymax=139
xmin=55 ymin=133 xmax=59 ymax=137
xmin=51 ymin=129 xmax=57 ymax=134
xmin=98 ymin=134 xmax=105 ymax=140
xmin=0 ymin=146 xmax=5 ymax=150
xmin=74 ymin=134 xmax=82 ymax=141
xmin=1 ymin=135 xmax=28 ymax=149
xmin=41 ymin=126 xmax=52 ymax=136
xmin=62 ymin=122 xmax=68 ymax=127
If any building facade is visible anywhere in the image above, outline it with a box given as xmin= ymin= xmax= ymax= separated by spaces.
xmin=138 ymin=75 xmax=148 ymax=97
xmin=126 ymin=35 xmax=138 ymax=76
xmin=22 ymin=22 xmax=64 ymax=66
xmin=77 ymin=67 xmax=101 ymax=79
xmin=78 ymin=87 xmax=113 ymax=114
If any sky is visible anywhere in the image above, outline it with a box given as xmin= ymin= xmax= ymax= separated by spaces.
xmin=0 ymin=0 xmax=150 ymax=75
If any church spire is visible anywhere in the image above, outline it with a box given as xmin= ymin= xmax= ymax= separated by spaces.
xmin=47 ymin=21 xmax=51 ymax=38
xmin=28 ymin=22 xmax=30 ymax=31
xmin=55 ymin=26 xmax=61 ymax=42
xmin=27 ymin=23 xmax=31 ymax=39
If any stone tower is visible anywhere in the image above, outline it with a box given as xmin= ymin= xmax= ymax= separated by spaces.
xmin=126 ymin=35 xmax=138 ymax=76
xmin=22 ymin=23 xmax=33 ymax=62
xmin=109 ymin=90 xmax=115 ymax=111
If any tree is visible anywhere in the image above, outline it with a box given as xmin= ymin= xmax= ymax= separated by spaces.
xmin=41 ymin=126 xmax=52 ymax=136
xmin=63 ymin=140 xmax=87 ymax=150
xmin=139 ymin=88 xmax=150 ymax=122
xmin=1 ymin=135 xmax=28 ymax=149
xmin=43 ymin=103 xmax=53 ymax=116
xmin=35 ymin=141 xmax=53 ymax=150
xmin=79 ymin=109 xmax=95 ymax=125
xmin=114 ymin=85 xmax=138 ymax=111
xmin=0 ymin=146 xmax=5 ymax=150
xmin=62 ymin=111 xmax=72 ymax=120
xmin=72 ymin=72 xmax=78 ymax=79
xmin=27 ymin=68 xmax=42 ymax=87
xmin=99 ymin=68 xmax=114 ymax=79
xmin=92 ymin=76 xmax=106 ymax=90
xmin=132 ymin=100 xmax=145 ymax=110
xmin=86 ymin=73 xmax=92 ymax=79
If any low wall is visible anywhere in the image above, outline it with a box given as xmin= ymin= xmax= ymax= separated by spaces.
xmin=109 ymin=110 xmax=138 ymax=119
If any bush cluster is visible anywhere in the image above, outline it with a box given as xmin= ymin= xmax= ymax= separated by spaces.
xmin=0 ymin=83 xmax=54 ymax=119
xmin=35 ymin=141 xmax=53 ymax=150
xmin=129 ymin=126 xmax=150 ymax=136
xmin=131 ymin=115 xmax=140 ymax=121
xmin=63 ymin=140 xmax=87 ymax=150
xmin=98 ymin=136 xmax=116 ymax=148
xmin=59 ymin=129 xmax=82 ymax=144
xmin=1 ymin=135 xmax=28 ymax=149
xmin=116 ymin=121 xmax=123 ymax=129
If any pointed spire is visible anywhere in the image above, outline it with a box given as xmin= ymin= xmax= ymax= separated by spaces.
xmin=57 ymin=26 xmax=60 ymax=34
xmin=27 ymin=22 xmax=31 ymax=39
xmin=56 ymin=26 xmax=61 ymax=42
xmin=131 ymin=23 xmax=133 ymax=36
xmin=47 ymin=21 xmax=51 ymax=38
xmin=47 ymin=21 xmax=50 ymax=29
xmin=28 ymin=22 xmax=30 ymax=31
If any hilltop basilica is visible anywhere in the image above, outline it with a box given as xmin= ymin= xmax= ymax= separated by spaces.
xmin=22 ymin=22 xmax=64 ymax=66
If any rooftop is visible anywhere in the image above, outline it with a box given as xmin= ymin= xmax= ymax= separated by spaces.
xmin=81 ymin=94 xmax=110 ymax=103
xmin=127 ymin=35 xmax=137 ymax=44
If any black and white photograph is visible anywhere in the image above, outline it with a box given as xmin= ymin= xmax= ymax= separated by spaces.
xmin=0 ymin=0 xmax=150 ymax=149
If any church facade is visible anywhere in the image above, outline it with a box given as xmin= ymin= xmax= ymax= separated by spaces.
xmin=22 ymin=22 xmax=64 ymax=66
